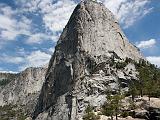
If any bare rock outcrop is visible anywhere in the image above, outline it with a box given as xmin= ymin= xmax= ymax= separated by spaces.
xmin=33 ymin=1 xmax=144 ymax=120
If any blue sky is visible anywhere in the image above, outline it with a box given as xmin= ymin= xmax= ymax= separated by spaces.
xmin=0 ymin=0 xmax=160 ymax=73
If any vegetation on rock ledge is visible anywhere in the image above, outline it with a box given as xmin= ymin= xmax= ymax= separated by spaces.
xmin=0 ymin=104 xmax=27 ymax=120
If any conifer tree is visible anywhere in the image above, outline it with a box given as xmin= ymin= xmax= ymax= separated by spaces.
xmin=102 ymin=91 xmax=124 ymax=120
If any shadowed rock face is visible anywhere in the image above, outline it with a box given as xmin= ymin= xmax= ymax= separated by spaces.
xmin=33 ymin=1 xmax=144 ymax=120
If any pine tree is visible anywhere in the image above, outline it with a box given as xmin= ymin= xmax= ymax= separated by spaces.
xmin=83 ymin=105 xmax=100 ymax=120
xmin=102 ymin=92 xmax=124 ymax=120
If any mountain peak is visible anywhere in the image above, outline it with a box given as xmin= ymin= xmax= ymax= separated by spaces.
xmin=33 ymin=1 xmax=144 ymax=119
xmin=58 ymin=0 xmax=143 ymax=62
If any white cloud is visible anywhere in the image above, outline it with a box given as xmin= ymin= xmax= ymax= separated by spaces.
xmin=0 ymin=14 xmax=19 ymax=40
xmin=48 ymin=46 xmax=55 ymax=54
xmin=19 ymin=50 xmax=51 ymax=71
xmin=41 ymin=0 xmax=76 ymax=32
xmin=0 ymin=54 xmax=24 ymax=64
xmin=26 ymin=33 xmax=52 ymax=44
xmin=0 ymin=3 xmax=58 ymax=46
xmin=15 ymin=0 xmax=76 ymax=41
xmin=15 ymin=0 xmax=153 ymax=33
xmin=0 ymin=70 xmax=18 ymax=74
xmin=0 ymin=4 xmax=32 ymax=41
xmin=0 ymin=50 xmax=51 ymax=71
xmin=103 ymin=0 xmax=152 ymax=28
xmin=0 ymin=1 xmax=71 ymax=46
xmin=146 ymin=56 xmax=160 ymax=67
xmin=26 ymin=32 xmax=59 ymax=44
xmin=136 ymin=39 xmax=156 ymax=49
xmin=16 ymin=48 xmax=26 ymax=55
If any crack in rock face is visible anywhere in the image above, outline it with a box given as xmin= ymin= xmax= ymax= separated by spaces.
xmin=33 ymin=1 xmax=144 ymax=120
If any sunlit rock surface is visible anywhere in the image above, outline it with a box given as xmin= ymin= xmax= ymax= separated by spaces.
xmin=33 ymin=1 xmax=144 ymax=120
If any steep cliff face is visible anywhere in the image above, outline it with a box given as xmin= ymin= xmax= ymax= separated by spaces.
xmin=0 ymin=67 xmax=47 ymax=116
xmin=33 ymin=1 xmax=144 ymax=120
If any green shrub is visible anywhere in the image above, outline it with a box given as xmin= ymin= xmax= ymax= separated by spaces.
xmin=115 ymin=61 xmax=127 ymax=69
xmin=0 ymin=104 xmax=27 ymax=120
xmin=0 ymin=79 xmax=12 ymax=86
xmin=125 ymin=57 xmax=133 ymax=64
xmin=101 ymin=93 xmax=124 ymax=120
xmin=137 ymin=60 xmax=160 ymax=97
xmin=121 ymin=111 xmax=129 ymax=118
xmin=83 ymin=105 xmax=100 ymax=120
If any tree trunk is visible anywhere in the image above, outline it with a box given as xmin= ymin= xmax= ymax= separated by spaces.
xmin=132 ymin=94 xmax=135 ymax=102
xmin=116 ymin=113 xmax=118 ymax=120
xmin=149 ymin=92 xmax=151 ymax=103
xmin=111 ymin=115 xmax=113 ymax=120
xmin=140 ymin=89 xmax=143 ymax=97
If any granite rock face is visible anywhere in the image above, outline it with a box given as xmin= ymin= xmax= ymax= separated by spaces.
xmin=0 ymin=67 xmax=47 ymax=115
xmin=33 ymin=1 xmax=144 ymax=120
